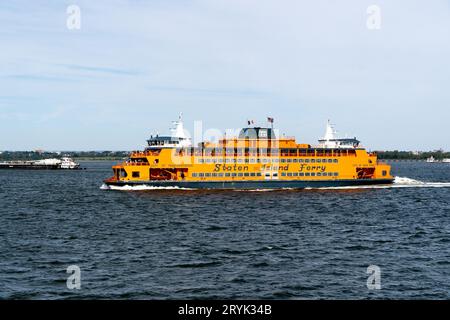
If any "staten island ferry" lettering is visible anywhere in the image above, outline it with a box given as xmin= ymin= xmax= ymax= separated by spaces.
xmin=299 ymin=164 xmax=326 ymax=172
xmin=214 ymin=164 xmax=249 ymax=172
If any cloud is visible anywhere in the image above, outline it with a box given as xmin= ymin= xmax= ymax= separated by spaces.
xmin=0 ymin=0 xmax=449 ymax=150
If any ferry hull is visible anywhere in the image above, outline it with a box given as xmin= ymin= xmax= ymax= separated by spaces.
xmin=104 ymin=179 xmax=394 ymax=189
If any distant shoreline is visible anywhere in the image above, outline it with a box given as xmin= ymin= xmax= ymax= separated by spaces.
xmin=1 ymin=150 xmax=449 ymax=162
xmin=2 ymin=150 xmax=449 ymax=162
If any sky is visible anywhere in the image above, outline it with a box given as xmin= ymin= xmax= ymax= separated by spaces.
xmin=0 ymin=0 xmax=449 ymax=151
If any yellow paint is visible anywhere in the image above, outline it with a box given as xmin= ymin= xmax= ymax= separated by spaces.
xmin=106 ymin=135 xmax=393 ymax=184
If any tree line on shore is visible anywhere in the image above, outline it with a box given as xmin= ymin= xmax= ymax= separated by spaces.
xmin=0 ymin=150 xmax=449 ymax=161
xmin=0 ymin=151 xmax=130 ymax=161
xmin=375 ymin=150 xmax=450 ymax=160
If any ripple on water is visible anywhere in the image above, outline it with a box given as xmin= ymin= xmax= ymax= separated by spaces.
xmin=1 ymin=161 xmax=450 ymax=299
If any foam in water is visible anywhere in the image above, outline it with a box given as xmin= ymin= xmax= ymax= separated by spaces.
xmin=100 ymin=177 xmax=450 ymax=191
xmin=316 ymin=177 xmax=450 ymax=190
xmin=100 ymin=184 xmax=194 ymax=191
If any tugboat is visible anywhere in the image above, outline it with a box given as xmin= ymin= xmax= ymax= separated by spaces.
xmin=104 ymin=115 xmax=394 ymax=189
xmin=0 ymin=157 xmax=80 ymax=170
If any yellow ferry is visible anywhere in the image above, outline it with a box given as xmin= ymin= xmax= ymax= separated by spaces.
xmin=104 ymin=115 xmax=393 ymax=189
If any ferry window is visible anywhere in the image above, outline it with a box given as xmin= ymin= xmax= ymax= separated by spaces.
xmin=205 ymin=173 xmax=211 ymax=177
xmin=328 ymin=172 xmax=333 ymax=176
xmin=273 ymin=159 xmax=279 ymax=163
xmin=212 ymin=173 xmax=217 ymax=177
xmin=231 ymin=173 xmax=237 ymax=177
xmin=334 ymin=172 xmax=338 ymax=176
xmin=281 ymin=159 xmax=286 ymax=163
xmin=305 ymin=159 xmax=310 ymax=163
xmin=218 ymin=159 xmax=223 ymax=163
xmin=287 ymin=159 xmax=292 ymax=163
xmin=287 ymin=172 xmax=292 ymax=177
xmin=257 ymin=159 xmax=261 ymax=163
xmin=250 ymin=173 xmax=256 ymax=177
xmin=132 ymin=171 xmax=140 ymax=178
xmin=198 ymin=159 xmax=204 ymax=164
xmin=281 ymin=172 xmax=286 ymax=177
xmin=244 ymin=173 xmax=249 ymax=177
xmin=265 ymin=172 xmax=271 ymax=177
xmin=238 ymin=173 xmax=243 ymax=177
xmin=245 ymin=159 xmax=249 ymax=163
xmin=293 ymin=159 xmax=298 ymax=163
xmin=192 ymin=173 xmax=197 ymax=177
xmin=311 ymin=173 xmax=316 ymax=176
xmin=317 ymin=159 xmax=321 ymax=163
xmin=206 ymin=159 xmax=211 ymax=163
xmin=328 ymin=159 xmax=333 ymax=163
xmin=238 ymin=159 xmax=243 ymax=163
xmin=293 ymin=172 xmax=298 ymax=176
xmin=199 ymin=173 xmax=204 ymax=177
xmin=299 ymin=172 xmax=305 ymax=176
xmin=305 ymin=173 xmax=310 ymax=176
xmin=311 ymin=159 xmax=316 ymax=163
xmin=250 ymin=159 xmax=255 ymax=163
xmin=333 ymin=159 xmax=338 ymax=163
xmin=298 ymin=159 xmax=304 ymax=163
xmin=219 ymin=173 xmax=224 ymax=177
xmin=382 ymin=170 xmax=387 ymax=176
xmin=317 ymin=173 xmax=321 ymax=176
xmin=225 ymin=173 xmax=231 ymax=177
xmin=257 ymin=173 xmax=262 ymax=176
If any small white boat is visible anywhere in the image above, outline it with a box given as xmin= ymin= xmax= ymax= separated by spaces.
xmin=426 ymin=156 xmax=437 ymax=163
xmin=60 ymin=157 xmax=80 ymax=169
xmin=442 ymin=158 xmax=450 ymax=163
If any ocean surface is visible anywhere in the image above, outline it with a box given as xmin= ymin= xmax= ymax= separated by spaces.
xmin=1 ymin=161 xmax=449 ymax=300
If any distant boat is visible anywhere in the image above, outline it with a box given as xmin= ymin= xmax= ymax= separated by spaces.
xmin=426 ymin=156 xmax=450 ymax=163
xmin=0 ymin=157 xmax=80 ymax=170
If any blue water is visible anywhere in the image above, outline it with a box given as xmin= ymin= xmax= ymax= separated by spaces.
xmin=0 ymin=161 xmax=449 ymax=299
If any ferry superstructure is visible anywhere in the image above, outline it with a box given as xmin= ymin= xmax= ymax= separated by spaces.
xmin=104 ymin=115 xmax=393 ymax=189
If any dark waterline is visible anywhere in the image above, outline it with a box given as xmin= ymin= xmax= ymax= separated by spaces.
xmin=0 ymin=161 xmax=449 ymax=299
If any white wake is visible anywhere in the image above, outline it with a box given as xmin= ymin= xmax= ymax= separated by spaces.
xmin=100 ymin=184 xmax=194 ymax=191
xmin=100 ymin=177 xmax=450 ymax=192
xmin=315 ymin=177 xmax=450 ymax=190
